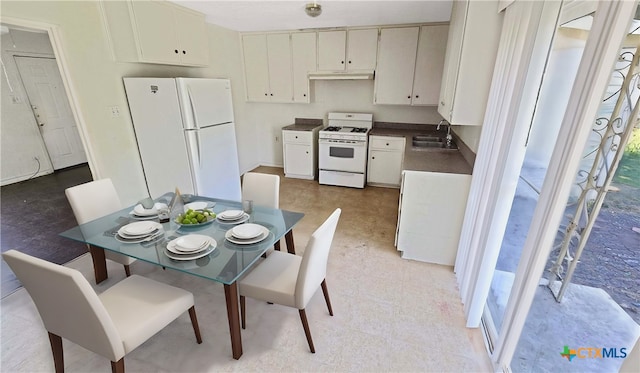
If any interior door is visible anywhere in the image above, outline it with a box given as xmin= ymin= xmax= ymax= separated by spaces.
xmin=15 ymin=56 xmax=87 ymax=170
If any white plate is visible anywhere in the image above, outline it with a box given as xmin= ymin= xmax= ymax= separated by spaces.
xmin=232 ymin=223 xmax=263 ymax=239
xmin=119 ymin=221 xmax=161 ymax=237
xmin=115 ymin=230 xmax=163 ymax=243
xmin=164 ymin=245 xmax=216 ymax=261
xmin=133 ymin=203 xmax=168 ymax=217
xmin=216 ymin=213 xmax=249 ymax=225
xmin=167 ymin=236 xmax=216 ymax=255
xmin=184 ymin=201 xmax=210 ymax=212
xmin=174 ymin=234 xmax=211 ymax=252
xmin=118 ymin=228 xmax=160 ymax=239
xmin=218 ymin=210 xmax=244 ymax=220
xmin=225 ymin=225 xmax=269 ymax=245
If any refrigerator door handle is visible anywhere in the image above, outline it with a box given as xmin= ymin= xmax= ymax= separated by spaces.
xmin=187 ymin=87 xmax=200 ymax=130
xmin=194 ymin=129 xmax=202 ymax=169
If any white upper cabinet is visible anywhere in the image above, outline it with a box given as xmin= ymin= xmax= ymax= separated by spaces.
xmin=102 ymin=0 xmax=208 ymax=66
xmin=318 ymin=29 xmax=378 ymax=71
xmin=374 ymin=27 xmax=420 ymax=105
xmin=266 ymin=33 xmax=293 ymax=102
xmin=291 ymin=32 xmax=317 ymax=103
xmin=375 ymin=25 xmax=448 ymax=106
xmin=438 ymin=0 xmax=503 ymax=125
xmin=346 ymin=29 xmax=378 ymax=71
xmin=242 ymin=33 xmax=293 ymax=102
xmin=242 ymin=34 xmax=270 ymax=102
xmin=412 ymin=25 xmax=449 ymax=106
xmin=318 ymin=31 xmax=347 ymax=70
xmin=173 ymin=8 xmax=209 ymax=66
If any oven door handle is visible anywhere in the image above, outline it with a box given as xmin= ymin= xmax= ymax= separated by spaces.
xmin=319 ymin=139 xmax=366 ymax=146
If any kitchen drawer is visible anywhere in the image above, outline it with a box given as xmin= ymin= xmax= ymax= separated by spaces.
xmin=370 ymin=136 xmax=405 ymax=151
xmin=283 ymin=131 xmax=312 ymax=144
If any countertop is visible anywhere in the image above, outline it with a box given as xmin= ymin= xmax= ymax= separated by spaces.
xmin=369 ymin=127 xmax=473 ymax=175
xmin=282 ymin=118 xmax=323 ymax=132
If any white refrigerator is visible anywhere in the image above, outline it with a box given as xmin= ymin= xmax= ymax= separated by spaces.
xmin=123 ymin=77 xmax=242 ymax=201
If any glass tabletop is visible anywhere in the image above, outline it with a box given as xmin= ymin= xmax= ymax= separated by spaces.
xmin=59 ymin=193 xmax=304 ymax=285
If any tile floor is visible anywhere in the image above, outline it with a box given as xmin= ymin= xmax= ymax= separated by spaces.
xmin=1 ymin=164 xmax=92 ymax=296
xmin=1 ymin=166 xmax=492 ymax=372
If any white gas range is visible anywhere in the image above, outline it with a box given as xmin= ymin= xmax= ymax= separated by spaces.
xmin=318 ymin=112 xmax=373 ymax=188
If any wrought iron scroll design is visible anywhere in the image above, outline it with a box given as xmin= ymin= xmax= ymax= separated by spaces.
xmin=548 ymin=44 xmax=640 ymax=301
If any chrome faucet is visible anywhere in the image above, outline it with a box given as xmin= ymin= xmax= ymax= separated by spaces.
xmin=437 ymin=119 xmax=453 ymax=147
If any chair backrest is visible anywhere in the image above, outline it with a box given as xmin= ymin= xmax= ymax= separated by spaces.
xmin=2 ymin=250 xmax=125 ymax=361
xmin=295 ymin=208 xmax=341 ymax=309
xmin=65 ymin=178 xmax=122 ymax=224
xmin=242 ymin=172 xmax=280 ymax=209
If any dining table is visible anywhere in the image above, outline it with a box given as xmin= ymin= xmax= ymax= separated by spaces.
xmin=59 ymin=192 xmax=304 ymax=360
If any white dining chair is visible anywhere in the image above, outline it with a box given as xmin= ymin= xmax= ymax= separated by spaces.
xmin=65 ymin=178 xmax=136 ymax=281
xmin=2 ymin=249 xmax=202 ymax=373
xmin=242 ymin=172 xmax=282 ymax=252
xmin=242 ymin=172 xmax=280 ymax=209
xmin=239 ymin=208 xmax=341 ymax=353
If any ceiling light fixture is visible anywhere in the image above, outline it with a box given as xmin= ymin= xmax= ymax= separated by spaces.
xmin=305 ymin=1 xmax=322 ymax=17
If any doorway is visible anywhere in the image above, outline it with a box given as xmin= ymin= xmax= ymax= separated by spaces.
xmin=0 ymin=24 xmax=89 ymax=185
xmin=0 ymin=21 xmax=95 ymax=296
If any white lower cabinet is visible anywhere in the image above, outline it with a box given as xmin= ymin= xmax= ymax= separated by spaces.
xmin=395 ymin=170 xmax=471 ymax=265
xmin=283 ymin=129 xmax=319 ymax=179
xmin=367 ymin=135 xmax=405 ymax=187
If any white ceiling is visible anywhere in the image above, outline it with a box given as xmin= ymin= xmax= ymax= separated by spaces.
xmin=170 ymin=1 xmax=453 ymax=32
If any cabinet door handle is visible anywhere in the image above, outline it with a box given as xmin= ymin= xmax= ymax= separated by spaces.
xmin=265 ymin=93 xmax=268 ymax=96
xmin=348 ymin=60 xmax=352 ymax=64
xmin=182 ymin=50 xmax=186 ymax=54
xmin=174 ymin=49 xmax=179 ymax=54
xmin=407 ymin=96 xmax=411 ymax=99
xmin=386 ymin=143 xmax=389 ymax=146
xmin=372 ymin=156 xmax=375 ymax=159
xmin=415 ymin=95 xmax=419 ymax=98
xmin=303 ymin=93 xmax=306 ymax=97
xmin=341 ymin=61 xmax=344 ymax=64
xmin=306 ymin=151 xmax=309 ymax=154
xmin=270 ymin=93 xmax=273 ymax=96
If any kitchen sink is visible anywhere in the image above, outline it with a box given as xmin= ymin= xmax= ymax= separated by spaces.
xmin=411 ymin=135 xmax=458 ymax=151
xmin=412 ymin=135 xmax=442 ymax=143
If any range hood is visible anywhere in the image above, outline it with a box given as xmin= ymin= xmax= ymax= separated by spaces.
xmin=308 ymin=71 xmax=374 ymax=80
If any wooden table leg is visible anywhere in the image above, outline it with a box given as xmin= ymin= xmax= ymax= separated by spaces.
xmin=285 ymin=231 xmax=296 ymax=254
xmin=224 ymin=282 xmax=243 ymax=360
xmin=88 ymin=245 xmax=108 ymax=284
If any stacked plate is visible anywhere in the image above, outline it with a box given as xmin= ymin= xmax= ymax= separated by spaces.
xmin=130 ymin=202 xmax=168 ymax=220
xmin=116 ymin=221 xmax=163 ymax=243
xmin=165 ymin=234 xmax=216 ymax=261
xmin=225 ymin=223 xmax=269 ymax=245
xmin=217 ymin=210 xmax=249 ymax=224
xmin=183 ymin=201 xmax=212 ymax=212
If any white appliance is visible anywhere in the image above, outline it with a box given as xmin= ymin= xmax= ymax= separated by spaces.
xmin=123 ymin=77 xmax=242 ymax=201
xmin=318 ymin=112 xmax=373 ymax=188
